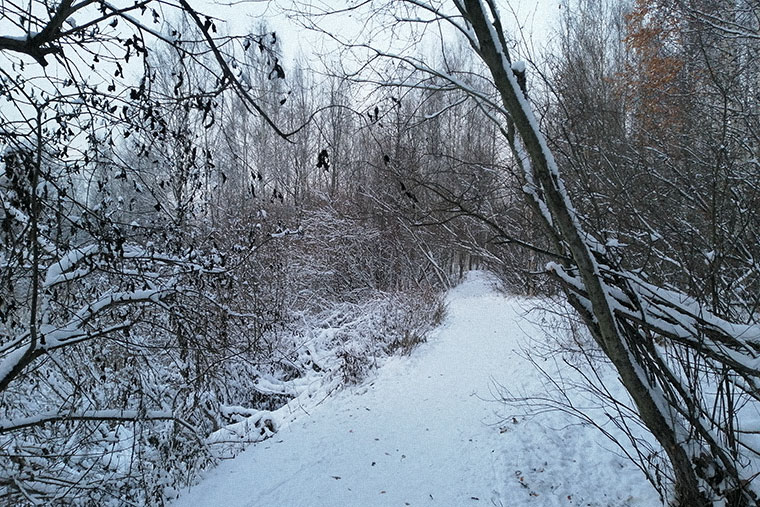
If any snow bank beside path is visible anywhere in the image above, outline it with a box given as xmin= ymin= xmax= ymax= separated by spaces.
xmin=174 ymin=270 xmax=660 ymax=507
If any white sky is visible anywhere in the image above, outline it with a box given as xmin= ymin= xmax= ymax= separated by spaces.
xmin=207 ymin=0 xmax=562 ymax=66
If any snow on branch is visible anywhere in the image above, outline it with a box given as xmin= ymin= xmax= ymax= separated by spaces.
xmin=0 ymin=287 xmax=174 ymax=391
xmin=44 ymin=244 xmax=225 ymax=288
xmin=0 ymin=409 xmax=193 ymax=434
xmin=547 ymin=261 xmax=760 ymax=380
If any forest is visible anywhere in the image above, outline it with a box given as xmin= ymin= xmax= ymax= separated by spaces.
xmin=1 ymin=0 xmax=759 ymax=505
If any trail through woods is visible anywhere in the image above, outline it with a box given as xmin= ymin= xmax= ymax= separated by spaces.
xmin=174 ymin=271 xmax=659 ymax=507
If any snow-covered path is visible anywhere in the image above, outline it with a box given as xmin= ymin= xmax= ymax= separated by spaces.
xmin=174 ymin=271 xmax=659 ymax=507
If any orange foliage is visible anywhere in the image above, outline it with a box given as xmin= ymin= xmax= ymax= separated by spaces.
xmin=620 ymin=0 xmax=692 ymax=143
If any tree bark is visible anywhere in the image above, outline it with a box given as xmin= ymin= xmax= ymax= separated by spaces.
xmin=457 ymin=0 xmax=709 ymax=503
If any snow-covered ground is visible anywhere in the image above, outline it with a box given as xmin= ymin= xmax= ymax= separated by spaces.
xmin=174 ymin=271 xmax=660 ymax=506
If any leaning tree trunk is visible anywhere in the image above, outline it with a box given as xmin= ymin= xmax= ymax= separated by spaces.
xmin=451 ymin=0 xmax=760 ymax=504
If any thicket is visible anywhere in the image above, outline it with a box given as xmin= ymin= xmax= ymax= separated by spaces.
xmin=0 ymin=10 xmax=454 ymax=504
xmin=4 ymin=0 xmax=759 ymax=504
xmin=296 ymin=0 xmax=760 ymax=503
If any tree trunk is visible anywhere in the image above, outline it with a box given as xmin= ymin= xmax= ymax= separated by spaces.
xmin=457 ymin=1 xmax=710 ymax=503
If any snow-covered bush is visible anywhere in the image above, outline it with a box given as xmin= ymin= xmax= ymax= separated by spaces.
xmin=0 ymin=12 xmax=460 ymax=500
xmin=306 ymin=290 xmax=445 ymax=385
xmin=0 ymin=172 xmax=448 ymax=504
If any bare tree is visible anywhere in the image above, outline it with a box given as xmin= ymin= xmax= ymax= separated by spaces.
xmin=299 ymin=0 xmax=760 ymax=503
xmin=0 ymin=1 xmax=303 ymax=502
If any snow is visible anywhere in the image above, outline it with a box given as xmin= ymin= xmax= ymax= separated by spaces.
xmin=173 ymin=271 xmax=660 ymax=507
xmin=2 ymin=32 xmax=39 ymax=41
xmin=271 ymin=227 xmax=302 ymax=238
xmin=605 ymin=238 xmax=625 ymax=248
xmin=511 ymin=60 xmax=526 ymax=73
xmin=0 ymin=345 xmax=30 ymax=386
xmin=44 ymin=244 xmax=99 ymax=287
xmin=0 ymin=409 xmax=173 ymax=432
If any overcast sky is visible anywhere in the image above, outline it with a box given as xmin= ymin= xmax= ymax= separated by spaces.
xmin=209 ymin=0 xmax=563 ymax=66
